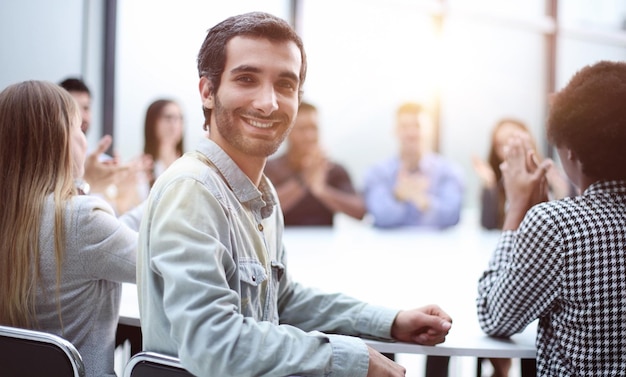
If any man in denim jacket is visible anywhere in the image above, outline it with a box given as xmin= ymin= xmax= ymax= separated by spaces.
xmin=137 ymin=11 xmax=452 ymax=377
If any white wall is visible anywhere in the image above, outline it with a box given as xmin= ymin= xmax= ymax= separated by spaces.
xmin=0 ymin=0 xmax=82 ymax=86
xmin=0 ymin=0 xmax=105 ymax=150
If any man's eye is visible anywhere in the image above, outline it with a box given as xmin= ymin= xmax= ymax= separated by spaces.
xmin=236 ymin=76 xmax=254 ymax=83
xmin=278 ymin=81 xmax=296 ymax=90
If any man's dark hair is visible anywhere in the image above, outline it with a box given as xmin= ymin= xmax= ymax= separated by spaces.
xmin=58 ymin=77 xmax=91 ymax=96
xmin=547 ymin=60 xmax=626 ymax=180
xmin=197 ymin=12 xmax=307 ymax=130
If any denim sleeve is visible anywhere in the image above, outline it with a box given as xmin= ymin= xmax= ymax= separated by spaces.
xmin=326 ymin=334 xmax=370 ymax=376
xmin=278 ymin=278 xmax=398 ymax=338
xmin=277 ymin=270 xmax=399 ymax=376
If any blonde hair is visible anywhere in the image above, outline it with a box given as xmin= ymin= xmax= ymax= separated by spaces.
xmin=396 ymin=101 xmax=435 ymax=152
xmin=396 ymin=101 xmax=423 ymax=118
xmin=0 ymin=81 xmax=78 ymax=328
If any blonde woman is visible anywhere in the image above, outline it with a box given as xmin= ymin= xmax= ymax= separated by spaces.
xmin=0 ymin=81 xmax=137 ymax=377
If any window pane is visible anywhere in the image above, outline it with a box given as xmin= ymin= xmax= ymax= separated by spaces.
xmin=447 ymin=0 xmax=546 ymax=19
xmin=557 ymin=38 xmax=626 ymax=89
xmin=559 ymin=0 xmax=626 ymax=32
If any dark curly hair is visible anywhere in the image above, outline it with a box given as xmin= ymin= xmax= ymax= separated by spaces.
xmin=547 ymin=61 xmax=626 ymax=180
xmin=197 ymin=12 xmax=307 ymax=130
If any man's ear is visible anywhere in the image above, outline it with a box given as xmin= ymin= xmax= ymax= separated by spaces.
xmin=199 ymin=77 xmax=214 ymax=109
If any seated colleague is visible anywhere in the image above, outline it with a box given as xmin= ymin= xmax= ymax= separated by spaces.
xmin=264 ymin=101 xmax=366 ymax=226
xmin=58 ymin=77 xmax=94 ymax=134
xmin=472 ymin=117 xmax=574 ymax=230
xmin=59 ymin=77 xmax=152 ymax=215
xmin=477 ymin=60 xmax=626 ymax=375
xmin=0 ymin=81 xmax=138 ymax=377
xmin=143 ymin=98 xmax=185 ymax=187
xmin=138 ymin=12 xmax=452 ymax=377
xmin=363 ymin=102 xmax=464 ymax=229
xmin=471 ymin=118 xmax=576 ymax=377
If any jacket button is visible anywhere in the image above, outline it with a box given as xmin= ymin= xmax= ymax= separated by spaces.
xmin=258 ymin=224 xmax=263 ymax=231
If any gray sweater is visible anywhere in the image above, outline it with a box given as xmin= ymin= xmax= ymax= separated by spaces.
xmin=34 ymin=194 xmax=138 ymax=376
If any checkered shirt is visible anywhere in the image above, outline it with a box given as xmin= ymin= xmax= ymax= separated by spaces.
xmin=477 ymin=180 xmax=626 ymax=376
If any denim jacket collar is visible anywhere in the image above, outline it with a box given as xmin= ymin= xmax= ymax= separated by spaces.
xmin=195 ymin=138 xmax=277 ymax=219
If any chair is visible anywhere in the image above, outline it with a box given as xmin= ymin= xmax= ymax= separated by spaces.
xmin=0 ymin=324 xmax=85 ymax=377
xmin=124 ymin=351 xmax=194 ymax=377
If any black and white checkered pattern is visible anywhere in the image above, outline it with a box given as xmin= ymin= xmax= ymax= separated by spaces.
xmin=477 ymin=180 xmax=626 ymax=376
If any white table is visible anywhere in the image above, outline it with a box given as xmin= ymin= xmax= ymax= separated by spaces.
xmin=119 ymin=215 xmax=536 ymax=359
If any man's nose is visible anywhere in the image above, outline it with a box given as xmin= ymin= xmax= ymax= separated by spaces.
xmin=253 ymin=84 xmax=279 ymax=114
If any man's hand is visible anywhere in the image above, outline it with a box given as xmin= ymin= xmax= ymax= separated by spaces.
xmin=394 ymin=165 xmax=430 ymax=211
xmin=112 ymin=153 xmax=153 ymax=214
xmin=83 ymin=135 xmax=127 ymax=193
xmin=366 ymin=346 xmax=406 ymax=377
xmin=390 ymin=305 xmax=452 ymax=345
xmin=300 ymin=146 xmax=330 ymax=197
xmin=471 ymin=155 xmax=496 ymax=189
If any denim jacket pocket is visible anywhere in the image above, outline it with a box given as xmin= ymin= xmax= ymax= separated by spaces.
xmin=239 ymin=259 xmax=268 ymax=286
xmin=238 ymin=259 xmax=268 ymax=318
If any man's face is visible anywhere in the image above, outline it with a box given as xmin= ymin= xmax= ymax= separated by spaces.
xmin=494 ymin=122 xmax=532 ymax=161
xmin=288 ymin=109 xmax=319 ymax=154
xmin=69 ymin=91 xmax=92 ymax=134
xmin=201 ymin=36 xmax=301 ymax=163
xmin=156 ymin=102 xmax=184 ymax=145
xmin=396 ymin=111 xmax=423 ymax=156
xmin=70 ymin=111 xmax=88 ymax=178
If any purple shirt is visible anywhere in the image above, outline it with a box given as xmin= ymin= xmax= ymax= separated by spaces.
xmin=363 ymin=153 xmax=465 ymax=229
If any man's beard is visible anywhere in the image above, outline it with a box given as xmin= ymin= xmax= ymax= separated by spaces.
xmin=213 ymin=95 xmax=292 ymax=157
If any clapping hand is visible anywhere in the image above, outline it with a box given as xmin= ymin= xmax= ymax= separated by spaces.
xmin=83 ymin=135 xmax=127 ymax=193
xmin=394 ymin=164 xmax=430 ymax=211
xmin=500 ymin=136 xmax=552 ymax=229
xmin=300 ymin=146 xmax=330 ymax=197
xmin=471 ymin=155 xmax=496 ymax=188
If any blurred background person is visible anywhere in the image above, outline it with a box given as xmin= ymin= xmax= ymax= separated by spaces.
xmin=59 ymin=77 xmax=152 ymax=215
xmin=472 ymin=118 xmax=574 ymax=230
xmin=59 ymin=77 xmax=93 ymax=134
xmin=265 ymin=101 xmax=366 ymax=226
xmin=143 ymin=98 xmax=185 ymax=187
xmin=0 ymin=80 xmax=138 ymax=377
xmin=363 ymin=101 xmax=465 ymax=229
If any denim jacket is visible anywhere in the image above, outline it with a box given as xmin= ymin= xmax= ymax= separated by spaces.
xmin=138 ymin=138 xmax=398 ymax=377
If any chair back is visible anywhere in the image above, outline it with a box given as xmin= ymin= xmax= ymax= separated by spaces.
xmin=0 ymin=325 xmax=85 ymax=377
xmin=124 ymin=351 xmax=194 ymax=377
